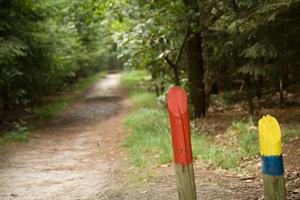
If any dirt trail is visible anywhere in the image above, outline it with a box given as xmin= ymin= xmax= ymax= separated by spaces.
xmin=0 ymin=73 xmax=129 ymax=200
xmin=1 ymin=73 xmax=299 ymax=200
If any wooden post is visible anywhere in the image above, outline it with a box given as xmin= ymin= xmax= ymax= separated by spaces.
xmin=167 ymin=86 xmax=197 ymax=200
xmin=258 ymin=115 xmax=286 ymax=200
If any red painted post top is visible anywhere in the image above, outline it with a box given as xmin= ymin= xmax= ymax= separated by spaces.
xmin=167 ymin=86 xmax=193 ymax=165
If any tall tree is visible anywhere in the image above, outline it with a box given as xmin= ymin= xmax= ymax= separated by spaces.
xmin=183 ymin=0 xmax=206 ymax=118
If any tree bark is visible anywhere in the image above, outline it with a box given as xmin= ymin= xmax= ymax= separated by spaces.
xmin=279 ymin=64 xmax=284 ymax=107
xmin=183 ymin=0 xmax=206 ymax=118
xmin=245 ymin=74 xmax=254 ymax=119
xmin=256 ymin=75 xmax=263 ymax=98
xmin=164 ymin=56 xmax=180 ymax=86
xmin=186 ymin=32 xmax=206 ymax=117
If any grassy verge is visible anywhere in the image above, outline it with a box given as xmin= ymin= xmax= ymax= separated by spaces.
xmin=225 ymin=120 xmax=300 ymax=165
xmin=124 ymin=107 xmax=240 ymax=170
xmin=0 ymin=120 xmax=34 ymax=144
xmin=34 ymin=71 xmax=106 ymax=119
xmin=121 ymin=70 xmax=151 ymax=91
xmin=0 ymin=71 xmax=106 ymax=144
xmin=122 ymin=70 xmax=240 ymax=173
xmin=122 ymin=70 xmax=300 ymax=173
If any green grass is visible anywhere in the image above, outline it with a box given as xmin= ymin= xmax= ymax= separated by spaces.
xmin=123 ymin=108 xmax=240 ymax=170
xmin=193 ymin=134 xmax=240 ymax=169
xmin=72 ymin=71 xmax=107 ymax=93
xmin=283 ymin=128 xmax=300 ymax=141
xmin=227 ymin=121 xmax=300 ymax=160
xmin=227 ymin=121 xmax=259 ymax=158
xmin=122 ymin=70 xmax=298 ymax=171
xmin=122 ymin=69 xmax=300 ymax=172
xmin=122 ymin=70 xmax=241 ymax=171
xmin=122 ymin=70 xmax=178 ymax=168
xmin=239 ymin=131 xmax=259 ymax=157
xmin=130 ymin=92 xmax=157 ymax=109
xmin=123 ymin=108 xmax=172 ymax=168
xmin=34 ymin=100 xmax=66 ymax=119
xmin=35 ymin=71 xmax=106 ymax=118
xmin=121 ymin=70 xmax=150 ymax=90
xmin=122 ymin=67 xmax=299 ymax=172
xmin=0 ymin=121 xmax=33 ymax=144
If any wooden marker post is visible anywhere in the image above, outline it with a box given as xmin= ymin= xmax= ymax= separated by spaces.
xmin=258 ymin=115 xmax=286 ymax=200
xmin=167 ymin=86 xmax=196 ymax=200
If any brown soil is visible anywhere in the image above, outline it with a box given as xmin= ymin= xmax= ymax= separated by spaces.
xmin=0 ymin=73 xmax=130 ymax=200
xmin=100 ymin=161 xmax=262 ymax=200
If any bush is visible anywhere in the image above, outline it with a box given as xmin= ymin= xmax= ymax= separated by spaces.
xmin=0 ymin=121 xmax=33 ymax=144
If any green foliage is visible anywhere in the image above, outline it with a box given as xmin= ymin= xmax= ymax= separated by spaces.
xmin=34 ymin=71 xmax=106 ymax=119
xmin=130 ymin=92 xmax=157 ymax=109
xmin=283 ymin=128 xmax=300 ymax=141
xmin=0 ymin=0 xmax=114 ymax=123
xmin=112 ymin=0 xmax=300 ymax=118
xmin=123 ymin=108 xmax=172 ymax=168
xmin=124 ymin=106 xmax=240 ymax=170
xmin=113 ymin=0 xmax=186 ymax=92
xmin=228 ymin=121 xmax=259 ymax=157
xmin=123 ymin=69 xmax=240 ymax=170
xmin=121 ymin=70 xmax=151 ymax=90
xmin=193 ymin=134 xmax=240 ymax=169
xmin=35 ymin=100 xmax=66 ymax=119
xmin=122 ymin=70 xmax=174 ymax=168
xmin=239 ymin=131 xmax=259 ymax=157
xmin=71 ymin=71 xmax=107 ymax=94
xmin=226 ymin=121 xmax=300 ymax=161
xmin=0 ymin=121 xmax=33 ymax=144
xmin=3 ymin=0 xmax=300 ymax=123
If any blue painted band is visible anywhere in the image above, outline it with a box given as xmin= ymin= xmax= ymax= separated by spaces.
xmin=261 ymin=155 xmax=284 ymax=176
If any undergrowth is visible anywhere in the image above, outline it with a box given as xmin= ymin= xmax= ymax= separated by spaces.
xmin=210 ymin=92 xmax=243 ymax=109
xmin=227 ymin=120 xmax=300 ymax=162
xmin=121 ymin=70 xmax=151 ymax=91
xmin=123 ymin=109 xmax=172 ymax=168
xmin=122 ymin=70 xmax=240 ymax=171
xmin=130 ymin=92 xmax=157 ymax=109
xmin=228 ymin=121 xmax=259 ymax=158
xmin=1 ymin=71 xmax=106 ymax=144
xmin=35 ymin=71 xmax=106 ymax=119
xmin=0 ymin=121 xmax=33 ymax=144
xmin=34 ymin=100 xmax=66 ymax=119
xmin=123 ymin=70 xmax=300 ymax=172
xmin=283 ymin=128 xmax=300 ymax=141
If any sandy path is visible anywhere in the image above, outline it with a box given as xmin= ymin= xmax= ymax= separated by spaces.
xmin=0 ymin=73 xmax=128 ymax=200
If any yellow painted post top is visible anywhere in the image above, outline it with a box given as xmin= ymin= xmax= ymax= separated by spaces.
xmin=258 ymin=115 xmax=282 ymax=156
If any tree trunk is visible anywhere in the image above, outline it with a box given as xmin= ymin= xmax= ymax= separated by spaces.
xmin=172 ymin=65 xmax=180 ymax=86
xmin=186 ymin=32 xmax=206 ymax=118
xmin=279 ymin=65 xmax=284 ymax=107
xmin=151 ymin=72 xmax=160 ymax=96
xmin=160 ymin=69 xmax=166 ymax=93
xmin=245 ymin=74 xmax=254 ymax=120
xmin=183 ymin=0 xmax=206 ymax=118
xmin=256 ymin=75 xmax=263 ymax=98
xmin=164 ymin=56 xmax=180 ymax=86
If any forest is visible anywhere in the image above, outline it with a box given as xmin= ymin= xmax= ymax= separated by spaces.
xmin=0 ymin=0 xmax=300 ymax=199
xmin=1 ymin=0 xmax=300 ymax=124
xmin=0 ymin=0 xmax=120 ymax=125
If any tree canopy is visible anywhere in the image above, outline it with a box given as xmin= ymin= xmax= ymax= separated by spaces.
xmin=1 ymin=0 xmax=300 ymax=123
